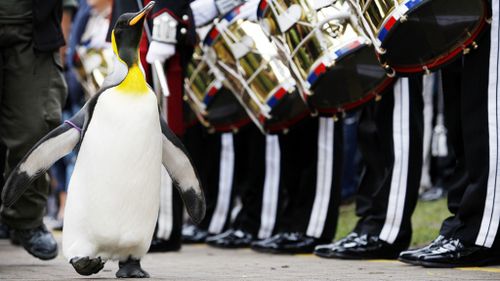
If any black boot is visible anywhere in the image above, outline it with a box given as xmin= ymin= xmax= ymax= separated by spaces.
xmin=10 ymin=224 xmax=58 ymax=260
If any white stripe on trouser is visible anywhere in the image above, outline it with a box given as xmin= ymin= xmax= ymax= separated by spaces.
xmin=208 ymin=133 xmax=235 ymax=234
xmin=306 ymin=117 xmax=334 ymax=238
xmin=258 ymin=135 xmax=281 ymax=239
xmin=476 ymin=1 xmax=500 ymax=248
xmin=379 ymin=78 xmax=410 ymax=244
xmin=157 ymin=167 xmax=173 ymax=240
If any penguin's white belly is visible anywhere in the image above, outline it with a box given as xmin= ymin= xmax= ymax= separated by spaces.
xmin=63 ymin=89 xmax=162 ymax=261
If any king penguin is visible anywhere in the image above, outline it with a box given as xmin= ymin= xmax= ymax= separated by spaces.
xmin=1 ymin=1 xmax=205 ymax=278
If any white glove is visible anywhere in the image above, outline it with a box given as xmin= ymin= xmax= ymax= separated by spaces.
xmin=146 ymin=41 xmax=176 ymax=64
xmin=190 ymin=0 xmax=218 ymax=27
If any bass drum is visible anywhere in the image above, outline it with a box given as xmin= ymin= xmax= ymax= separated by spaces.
xmin=258 ymin=0 xmax=393 ymax=115
xmin=204 ymin=5 xmax=310 ymax=133
xmin=184 ymin=45 xmax=250 ymax=132
xmin=350 ymin=0 xmax=489 ymax=74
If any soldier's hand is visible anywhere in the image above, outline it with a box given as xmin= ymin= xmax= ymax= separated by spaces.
xmin=146 ymin=41 xmax=176 ymax=64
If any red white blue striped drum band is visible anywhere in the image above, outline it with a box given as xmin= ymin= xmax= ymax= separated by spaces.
xmin=203 ymin=84 xmax=221 ymax=105
xmin=306 ymin=39 xmax=364 ymax=86
xmin=203 ymin=5 xmax=242 ymax=46
xmin=377 ymin=0 xmax=423 ymax=42
xmin=257 ymin=0 xmax=268 ymax=19
xmin=266 ymin=87 xmax=288 ymax=108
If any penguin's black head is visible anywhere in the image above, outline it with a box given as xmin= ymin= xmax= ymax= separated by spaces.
xmin=111 ymin=1 xmax=155 ymax=67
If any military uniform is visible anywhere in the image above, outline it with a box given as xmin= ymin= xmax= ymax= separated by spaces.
xmin=400 ymin=1 xmax=500 ymax=266
xmin=315 ymin=77 xmax=424 ymax=259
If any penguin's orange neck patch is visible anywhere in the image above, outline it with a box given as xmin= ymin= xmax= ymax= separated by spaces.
xmin=116 ymin=64 xmax=149 ymax=95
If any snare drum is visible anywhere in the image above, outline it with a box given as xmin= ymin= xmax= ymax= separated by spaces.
xmin=258 ymin=0 xmax=393 ymax=115
xmin=184 ymin=45 xmax=250 ymax=132
xmin=204 ymin=6 xmax=310 ymax=133
xmin=350 ymin=0 xmax=489 ymax=74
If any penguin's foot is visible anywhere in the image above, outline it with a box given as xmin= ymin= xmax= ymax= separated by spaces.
xmin=116 ymin=257 xmax=150 ymax=278
xmin=70 ymin=256 xmax=105 ymax=276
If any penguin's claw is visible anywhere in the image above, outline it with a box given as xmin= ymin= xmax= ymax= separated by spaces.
xmin=116 ymin=257 xmax=150 ymax=278
xmin=70 ymin=256 xmax=105 ymax=276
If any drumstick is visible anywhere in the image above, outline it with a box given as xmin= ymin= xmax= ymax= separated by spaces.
xmin=153 ymin=60 xmax=170 ymax=98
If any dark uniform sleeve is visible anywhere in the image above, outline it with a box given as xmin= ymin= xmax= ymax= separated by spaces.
xmin=147 ymin=0 xmax=196 ymax=48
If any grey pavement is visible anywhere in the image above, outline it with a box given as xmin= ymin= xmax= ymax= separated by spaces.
xmin=1 ymin=232 xmax=500 ymax=280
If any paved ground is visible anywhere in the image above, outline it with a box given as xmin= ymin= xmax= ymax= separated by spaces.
xmin=1 ymin=232 xmax=500 ymax=280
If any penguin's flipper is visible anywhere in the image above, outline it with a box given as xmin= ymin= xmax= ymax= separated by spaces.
xmin=160 ymin=118 xmax=206 ymax=224
xmin=2 ymin=118 xmax=83 ymax=207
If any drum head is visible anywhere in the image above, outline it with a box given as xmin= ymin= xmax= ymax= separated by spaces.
xmin=206 ymin=88 xmax=250 ymax=132
xmin=380 ymin=0 xmax=486 ymax=72
xmin=308 ymin=46 xmax=389 ymax=115
xmin=263 ymin=90 xmax=310 ymax=133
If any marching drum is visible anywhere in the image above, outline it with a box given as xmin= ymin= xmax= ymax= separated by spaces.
xmin=204 ymin=6 xmax=310 ymax=133
xmin=184 ymin=45 xmax=250 ymax=132
xmin=258 ymin=0 xmax=393 ymax=115
xmin=349 ymin=0 xmax=489 ymax=74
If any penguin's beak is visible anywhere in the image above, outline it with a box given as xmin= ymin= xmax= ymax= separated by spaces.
xmin=129 ymin=1 xmax=155 ymax=26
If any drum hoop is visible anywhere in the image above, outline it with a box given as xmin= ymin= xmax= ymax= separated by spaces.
xmin=257 ymin=0 xmax=269 ymax=20
xmin=376 ymin=0 xmax=424 ymax=43
xmin=306 ymin=37 xmax=366 ymax=86
xmin=202 ymin=81 xmax=223 ymax=106
xmin=213 ymin=118 xmax=252 ymax=133
xmin=259 ymin=110 xmax=311 ymax=134
xmin=340 ymin=77 xmax=394 ymax=111
xmin=309 ymin=76 xmax=394 ymax=115
xmin=265 ymin=86 xmax=288 ymax=108
xmin=203 ymin=4 xmax=244 ymax=46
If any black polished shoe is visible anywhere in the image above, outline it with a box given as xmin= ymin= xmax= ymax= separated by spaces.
xmin=314 ymin=232 xmax=359 ymax=258
xmin=182 ymin=224 xmax=208 ymax=244
xmin=314 ymin=233 xmax=405 ymax=259
xmin=398 ymin=235 xmax=447 ymax=265
xmin=206 ymin=229 xmax=254 ymax=249
xmin=0 ymin=223 xmax=10 ymax=239
xmin=418 ymin=238 xmax=500 ymax=268
xmin=251 ymin=232 xmax=326 ymax=254
xmin=10 ymin=224 xmax=58 ymax=260
xmin=148 ymin=238 xmax=181 ymax=253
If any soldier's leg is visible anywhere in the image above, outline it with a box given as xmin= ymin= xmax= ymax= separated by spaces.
xmin=0 ymin=24 xmax=66 ymax=230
